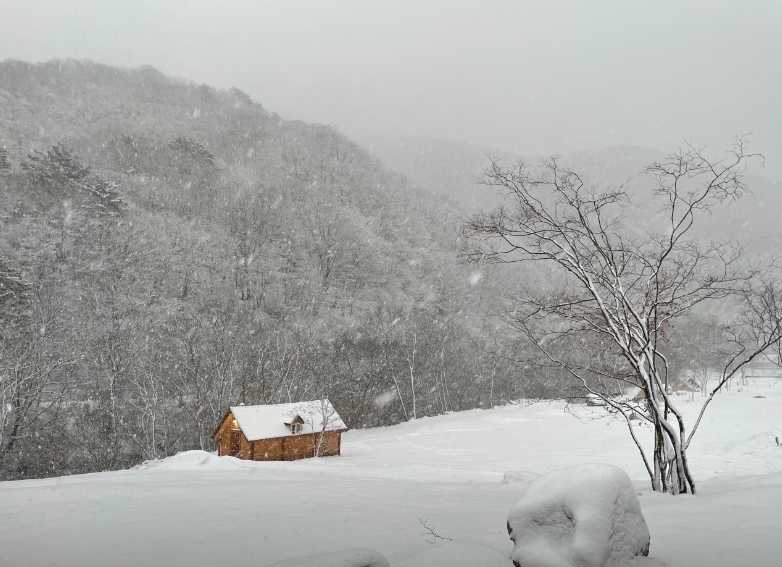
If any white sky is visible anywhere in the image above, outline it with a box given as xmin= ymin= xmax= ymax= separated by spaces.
xmin=1 ymin=0 xmax=781 ymax=176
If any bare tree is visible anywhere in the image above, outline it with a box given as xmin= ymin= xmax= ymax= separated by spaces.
xmin=297 ymin=399 xmax=338 ymax=457
xmin=406 ymin=326 xmax=418 ymax=420
xmin=466 ymin=139 xmax=782 ymax=494
xmin=128 ymin=351 xmax=170 ymax=461
xmin=0 ymin=263 xmax=72 ymax=474
xmin=228 ymin=189 xmax=275 ymax=303
xmin=0 ymin=340 xmax=71 ymax=471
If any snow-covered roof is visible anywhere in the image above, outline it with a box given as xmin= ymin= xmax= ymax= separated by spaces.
xmin=230 ymin=400 xmax=347 ymax=441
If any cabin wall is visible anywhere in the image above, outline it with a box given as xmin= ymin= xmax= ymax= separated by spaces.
xmin=308 ymin=430 xmax=341 ymax=458
xmin=238 ymin=434 xmax=251 ymax=459
xmin=252 ymin=437 xmax=284 ymax=460
xmin=217 ymin=430 xmax=245 ymax=457
xmin=218 ymin=434 xmax=229 ymax=456
xmin=249 ymin=431 xmax=342 ymax=461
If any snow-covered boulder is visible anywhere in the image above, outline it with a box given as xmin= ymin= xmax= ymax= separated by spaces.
xmin=507 ymin=464 xmax=650 ymax=567
xmin=265 ymin=548 xmax=390 ymax=567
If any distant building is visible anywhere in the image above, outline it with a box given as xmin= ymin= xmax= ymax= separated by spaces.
xmin=212 ymin=400 xmax=348 ymax=461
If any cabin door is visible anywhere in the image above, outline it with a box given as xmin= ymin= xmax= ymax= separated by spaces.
xmin=229 ymin=431 xmax=241 ymax=457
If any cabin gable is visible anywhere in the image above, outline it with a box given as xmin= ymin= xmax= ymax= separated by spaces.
xmin=212 ymin=411 xmax=233 ymax=440
xmin=213 ymin=410 xmax=248 ymax=458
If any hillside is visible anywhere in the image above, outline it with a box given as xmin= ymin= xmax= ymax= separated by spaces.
xmin=1 ymin=380 xmax=780 ymax=566
xmin=2 ymin=59 xmax=780 ymax=483
xmin=0 ymin=59 xmax=531 ymax=480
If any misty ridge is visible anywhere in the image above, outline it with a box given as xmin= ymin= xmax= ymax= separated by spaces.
xmin=1 ymin=57 xmax=782 ymax=481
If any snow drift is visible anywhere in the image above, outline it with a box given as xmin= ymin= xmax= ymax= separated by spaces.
xmin=507 ymin=464 xmax=651 ymax=567
xmin=134 ymin=450 xmax=248 ymax=471
xmin=265 ymin=548 xmax=390 ymax=567
xmin=266 ymin=543 xmax=510 ymax=567
xmin=397 ymin=542 xmax=510 ymax=566
xmin=3 ymin=380 xmax=780 ymax=567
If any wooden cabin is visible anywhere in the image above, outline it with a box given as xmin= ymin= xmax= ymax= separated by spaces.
xmin=212 ymin=400 xmax=348 ymax=461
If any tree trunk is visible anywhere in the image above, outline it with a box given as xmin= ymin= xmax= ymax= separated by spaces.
xmin=649 ymin=416 xmax=695 ymax=495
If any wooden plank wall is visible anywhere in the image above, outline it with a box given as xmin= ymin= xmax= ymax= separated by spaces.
xmin=251 ymin=431 xmax=342 ymax=461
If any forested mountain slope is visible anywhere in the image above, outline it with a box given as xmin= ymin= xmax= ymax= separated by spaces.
xmin=0 ymin=60 xmax=533 ymax=479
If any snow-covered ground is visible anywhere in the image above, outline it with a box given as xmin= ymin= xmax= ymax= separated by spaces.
xmin=1 ymin=380 xmax=780 ymax=566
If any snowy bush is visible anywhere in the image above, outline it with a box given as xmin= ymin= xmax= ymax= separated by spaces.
xmin=507 ymin=464 xmax=651 ymax=567
xmin=265 ymin=548 xmax=390 ymax=567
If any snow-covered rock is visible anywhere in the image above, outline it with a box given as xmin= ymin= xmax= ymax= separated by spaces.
xmin=507 ymin=464 xmax=650 ymax=567
xmin=265 ymin=548 xmax=390 ymax=567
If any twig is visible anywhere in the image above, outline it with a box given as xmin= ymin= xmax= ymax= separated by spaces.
xmin=418 ymin=518 xmax=453 ymax=544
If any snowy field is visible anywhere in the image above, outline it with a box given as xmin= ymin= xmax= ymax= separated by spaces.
xmin=1 ymin=380 xmax=781 ymax=567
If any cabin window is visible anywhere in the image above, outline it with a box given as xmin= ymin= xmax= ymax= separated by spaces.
xmin=231 ymin=418 xmax=240 ymax=431
xmin=290 ymin=422 xmax=302 ymax=434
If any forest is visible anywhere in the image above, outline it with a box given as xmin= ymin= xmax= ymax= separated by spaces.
xmin=0 ymin=60 xmax=764 ymax=481
xmin=0 ymin=60 xmax=547 ymax=479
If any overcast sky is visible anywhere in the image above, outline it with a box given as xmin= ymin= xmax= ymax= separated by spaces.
xmin=1 ymin=0 xmax=781 ymax=176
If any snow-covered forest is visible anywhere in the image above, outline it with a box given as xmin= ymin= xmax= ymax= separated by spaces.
xmin=0 ymin=59 xmax=555 ymax=479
